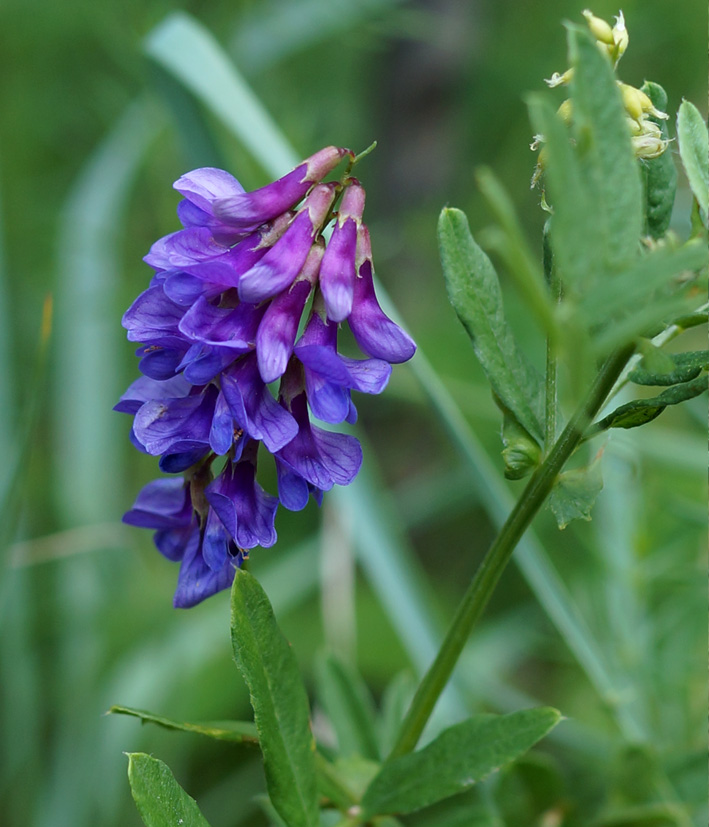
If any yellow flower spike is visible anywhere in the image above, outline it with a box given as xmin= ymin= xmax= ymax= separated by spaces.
xmin=582 ymin=9 xmax=615 ymax=45
xmin=556 ymin=99 xmax=573 ymax=125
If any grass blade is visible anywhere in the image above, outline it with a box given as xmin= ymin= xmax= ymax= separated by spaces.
xmin=145 ymin=13 xmax=300 ymax=176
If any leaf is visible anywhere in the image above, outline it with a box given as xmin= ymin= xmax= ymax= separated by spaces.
xmin=597 ymin=373 xmax=708 ymax=431
xmin=590 ymin=803 xmax=688 ymax=827
xmin=378 ymin=671 xmax=417 ymax=757
xmin=127 ymin=752 xmax=211 ymax=827
xmin=640 ymin=82 xmax=677 ymax=239
xmin=314 ymin=652 xmax=380 ymax=761
xmin=548 ymin=452 xmax=604 ymax=530
xmin=475 ymin=167 xmax=558 ymax=338
xmin=567 ymin=25 xmax=643 ymax=272
xmin=144 ymin=12 xmax=300 ymax=177
xmin=677 ymin=100 xmax=709 ymax=225
xmin=230 ymin=569 xmax=319 ymax=827
xmin=438 ymin=206 xmax=544 ymax=443
xmin=629 ymin=350 xmax=709 ymax=386
xmin=108 ymin=704 xmax=259 ymax=744
xmin=360 ymin=707 xmax=561 ymax=817
xmin=527 ymin=94 xmax=603 ymax=293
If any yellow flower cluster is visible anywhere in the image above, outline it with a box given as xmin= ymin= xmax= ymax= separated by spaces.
xmin=532 ymin=10 xmax=670 ymax=186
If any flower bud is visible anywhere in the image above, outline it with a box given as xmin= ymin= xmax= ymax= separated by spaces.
xmin=611 ymin=11 xmax=628 ymax=63
xmin=582 ymin=9 xmax=615 ymax=45
xmin=618 ymin=82 xmax=644 ymax=122
xmin=501 ymin=413 xmax=541 ymax=480
xmin=556 ymin=99 xmax=573 ymax=125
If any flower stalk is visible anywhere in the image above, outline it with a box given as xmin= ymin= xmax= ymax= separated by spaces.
xmin=388 ymin=343 xmax=635 ymax=759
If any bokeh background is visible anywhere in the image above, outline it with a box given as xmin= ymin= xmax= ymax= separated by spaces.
xmin=0 ymin=0 xmax=706 ymax=825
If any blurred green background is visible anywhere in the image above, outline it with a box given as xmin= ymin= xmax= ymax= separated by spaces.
xmin=0 ymin=0 xmax=706 ymax=825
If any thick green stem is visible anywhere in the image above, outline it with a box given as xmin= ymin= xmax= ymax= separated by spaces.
xmin=388 ymin=345 xmax=634 ymax=759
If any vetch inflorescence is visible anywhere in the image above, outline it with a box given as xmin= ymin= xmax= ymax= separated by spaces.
xmin=117 ymin=147 xmax=416 ymax=607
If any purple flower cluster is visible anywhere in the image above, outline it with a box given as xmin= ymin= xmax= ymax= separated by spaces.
xmin=118 ymin=146 xmax=416 ymax=607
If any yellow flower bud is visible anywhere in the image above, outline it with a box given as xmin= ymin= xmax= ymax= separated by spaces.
xmin=556 ymin=99 xmax=573 ymax=125
xmin=635 ymin=87 xmax=669 ymax=120
xmin=582 ymin=9 xmax=615 ymax=45
xmin=611 ymin=11 xmax=629 ymax=62
xmin=618 ymin=82 xmax=644 ymax=121
xmin=545 ymin=68 xmax=574 ymax=88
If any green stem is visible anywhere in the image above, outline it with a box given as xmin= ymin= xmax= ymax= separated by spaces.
xmin=543 ymin=222 xmax=561 ymax=453
xmin=388 ymin=345 xmax=634 ymax=759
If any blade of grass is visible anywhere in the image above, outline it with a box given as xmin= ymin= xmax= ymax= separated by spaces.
xmin=145 ymin=13 xmax=300 ymax=177
xmin=53 ymin=97 xmax=161 ymax=526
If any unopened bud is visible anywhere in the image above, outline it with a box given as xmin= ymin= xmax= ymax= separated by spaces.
xmin=635 ymin=87 xmax=669 ymax=120
xmin=583 ymin=10 xmax=615 ymax=44
xmin=618 ymin=82 xmax=644 ymax=121
xmin=611 ymin=11 xmax=628 ymax=62
xmin=556 ymin=99 xmax=573 ymax=125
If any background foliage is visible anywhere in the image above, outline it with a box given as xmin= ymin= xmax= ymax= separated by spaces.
xmin=0 ymin=0 xmax=706 ymax=825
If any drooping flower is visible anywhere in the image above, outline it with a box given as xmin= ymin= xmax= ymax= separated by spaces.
xmin=118 ymin=145 xmax=416 ymax=607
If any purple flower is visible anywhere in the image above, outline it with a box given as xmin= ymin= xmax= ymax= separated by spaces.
xmin=319 ymin=181 xmax=365 ymax=322
xmin=214 ymin=146 xmax=350 ymax=230
xmin=123 ymin=477 xmax=243 ymax=609
xmin=294 ymin=311 xmax=391 ymax=423
xmin=255 ymin=241 xmax=323 ymax=383
xmin=119 ymin=148 xmax=415 ymax=607
xmin=238 ymin=183 xmax=336 ymax=303
xmin=348 ymin=226 xmax=417 ymax=364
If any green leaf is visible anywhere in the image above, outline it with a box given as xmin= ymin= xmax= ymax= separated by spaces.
xmin=378 ymin=671 xmax=417 ymax=757
xmin=528 ymin=94 xmax=603 ymax=293
xmin=108 ymin=705 xmax=259 ymax=744
xmin=230 ymin=569 xmax=319 ymax=827
xmin=629 ymin=350 xmax=709 ymax=386
xmin=548 ymin=452 xmax=604 ymax=530
xmin=144 ymin=12 xmax=299 ymax=177
xmin=568 ymin=25 xmax=643 ymax=272
xmin=127 ymin=753 xmax=211 ymax=827
xmin=475 ymin=167 xmax=558 ymax=338
xmin=585 ymin=239 xmax=707 ymax=355
xmin=360 ymin=707 xmax=561 ymax=817
xmin=590 ymin=803 xmax=688 ymax=827
xmin=640 ymin=82 xmax=677 ymax=239
xmin=597 ymin=373 xmax=708 ymax=431
xmin=315 ymin=652 xmax=380 ymax=761
xmin=438 ymin=207 xmax=544 ymax=443
xmin=677 ymin=100 xmax=709 ymax=225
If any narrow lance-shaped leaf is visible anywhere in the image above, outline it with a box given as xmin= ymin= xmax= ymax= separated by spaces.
xmin=315 ymin=652 xmax=380 ymax=761
xmin=568 ymin=25 xmax=643 ymax=272
xmin=230 ymin=570 xmax=319 ymax=827
xmin=438 ymin=207 xmax=544 ymax=444
xmin=640 ymin=82 xmax=677 ymax=239
xmin=629 ymin=350 xmax=709 ymax=386
xmin=527 ymin=94 xmax=603 ymax=293
xmin=127 ymin=753 xmax=211 ymax=827
xmin=677 ymin=100 xmax=709 ymax=226
xmin=108 ymin=704 xmax=259 ymax=744
xmin=596 ymin=373 xmax=708 ymax=431
xmin=360 ymin=707 xmax=561 ymax=818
